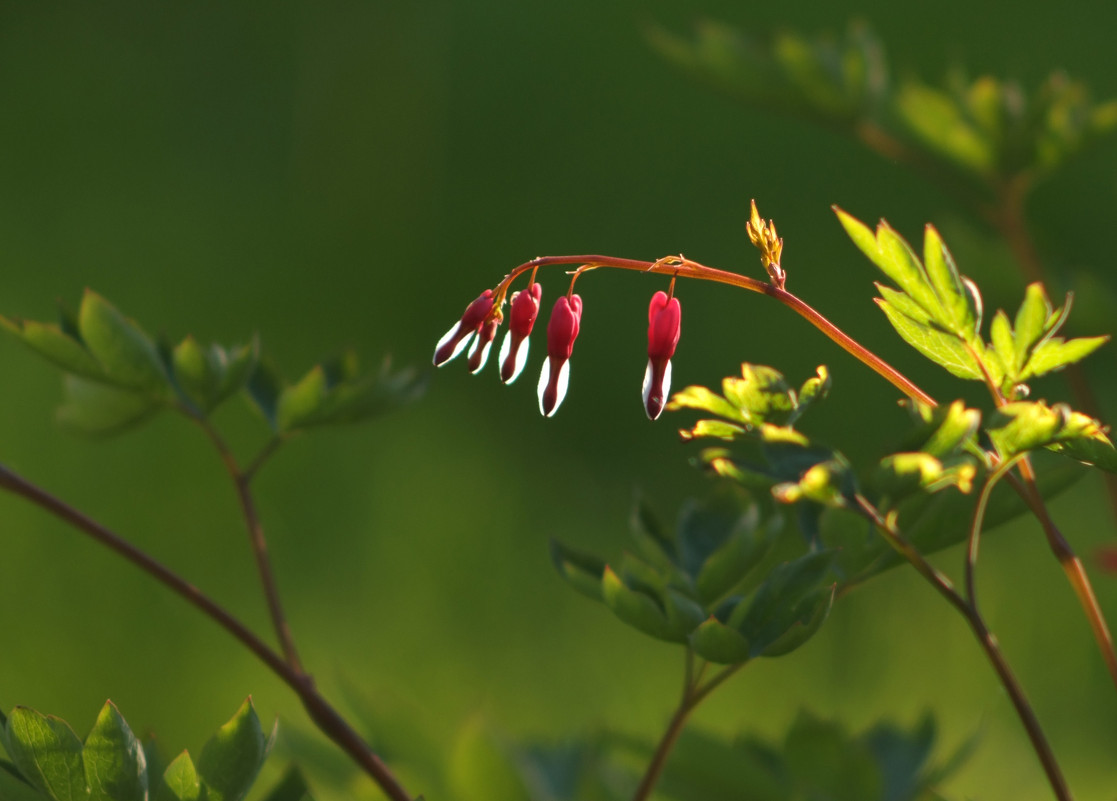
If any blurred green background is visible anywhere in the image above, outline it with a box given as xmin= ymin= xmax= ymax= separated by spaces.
xmin=1 ymin=2 xmax=1116 ymax=799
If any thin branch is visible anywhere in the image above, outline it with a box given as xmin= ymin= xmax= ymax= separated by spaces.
xmin=855 ymin=492 xmax=1073 ymax=801
xmin=193 ymin=418 xmax=304 ymax=674
xmin=0 ymin=462 xmax=413 ymax=801
xmin=492 ymin=255 xmax=936 ymax=406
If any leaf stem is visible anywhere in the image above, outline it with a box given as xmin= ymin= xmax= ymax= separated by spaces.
xmin=494 ymin=255 xmax=935 ymax=406
xmin=856 ymin=493 xmax=1073 ymax=801
xmin=193 ymin=418 xmax=305 ymax=674
xmin=0 ymin=462 xmax=414 ymax=801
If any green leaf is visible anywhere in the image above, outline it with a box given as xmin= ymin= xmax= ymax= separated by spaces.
xmin=549 ymin=540 xmax=606 ymax=602
xmin=1050 ymin=431 xmax=1117 ymax=474
xmin=156 ymin=752 xmax=202 ymax=801
xmin=796 ymin=365 xmax=831 ymax=413
xmin=757 ymin=586 xmax=834 ymax=657
xmin=688 ymin=617 xmax=752 ymax=664
xmin=722 ymin=364 xmax=797 ymax=425
xmin=172 ymin=336 xmax=218 ymax=411
xmin=922 ymin=224 xmax=978 ymax=338
xmin=1013 ymin=283 xmax=1052 ymax=371
xmin=876 ymin=297 xmax=983 ymax=379
xmin=986 ymin=401 xmax=1105 ymax=458
xmin=0 ymin=317 xmax=103 ymax=380
xmin=5 ymin=707 xmax=88 ymax=801
xmin=894 ymin=82 xmax=993 ymax=173
xmin=678 ymin=418 xmax=749 ymax=442
xmin=601 ymin=566 xmax=674 ymax=641
xmin=1021 ymin=335 xmax=1108 ymax=380
xmin=196 ymin=699 xmax=273 ymax=801
xmin=77 ymin=290 xmax=167 ymax=392
xmin=738 ymin=551 xmax=835 ymax=657
xmin=989 ymin=310 xmax=1015 ymax=380
xmin=83 ymin=702 xmax=146 ymax=801
xmin=245 ymin=361 xmax=283 ymax=432
xmin=873 ymin=223 xmax=944 ymax=320
xmin=55 ymin=376 xmax=160 ymax=437
xmin=834 ymin=207 xmax=889 ymax=273
xmin=668 ymin=385 xmax=746 ymax=422
xmin=694 ymin=522 xmax=778 ymax=607
xmin=277 ymin=366 xmax=327 ymax=433
xmin=629 ymin=496 xmax=677 ymax=569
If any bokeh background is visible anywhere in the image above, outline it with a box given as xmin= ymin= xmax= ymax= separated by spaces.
xmin=1 ymin=2 xmax=1116 ymax=799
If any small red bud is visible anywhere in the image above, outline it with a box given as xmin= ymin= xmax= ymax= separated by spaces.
xmin=433 ymin=290 xmax=495 ymax=367
xmin=643 ymin=290 xmax=681 ymax=420
xmin=498 ymin=282 xmax=542 ymax=384
xmin=537 ymin=294 xmax=583 ymax=417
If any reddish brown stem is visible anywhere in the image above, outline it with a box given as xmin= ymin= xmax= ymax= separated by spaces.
xmin=494 ymin=255 xmax=935 ymax=406
xmin=0 ymin=462 xmax=414 ymax=801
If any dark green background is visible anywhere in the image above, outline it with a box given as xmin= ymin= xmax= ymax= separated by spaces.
xmin=1 ymin=2 xmax=1116 ymax=799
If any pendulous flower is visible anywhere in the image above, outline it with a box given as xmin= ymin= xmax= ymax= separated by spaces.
xmin=643 ymin=290 xmax=681 ymax=420
xmin=537 ymin=294 xmax=583 ymax=417
xmin=433 ymin=290 xmax=495 ymax=367
xmin=466 ymin=316 xmax=500 ymax=374
xmin=498 ymin=282 xmax=542 ymax=384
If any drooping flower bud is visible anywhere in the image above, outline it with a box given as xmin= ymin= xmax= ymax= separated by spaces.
xmin=466 ymin=316 xmax=500 ymax=374
xmin=642 ymin=290 xmax=681 ymax=420
xmin=433 ymin=290 xmax=495 ymax=367
xmin=537 ymin=294 xmax=583 ymax=417
xmin=498 ymin=282 xmax=542 ymax=384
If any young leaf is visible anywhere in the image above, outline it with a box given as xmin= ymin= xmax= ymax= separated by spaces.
xmin=83 ymin=702 xmax=146 ymax=801
xmin=737 ymin=550 xmax=835 ymax=657
xmin=5 ymin=707 xmax=87 ymax=801
xmin=55 ymin=376 xmax=160 ymax=437
xmin=1013 ymin=283 xmax=1052 ymax=371
xmin=156 ymin=752 xmax=201 ymax=801
xmin=923 ymin=224 xmax=978 ymax=339
xmin=688 ymin=617 xmax=753 ymax=664
xmin=245 ymin=361 xmax=283 ymax=432
xmin=876 ymin=297 xmax=983 ymax=379
xmin=1021 ymin=335 xmax=1108 ymax=380
xmin=601 ymin=566 xmax=675 ymax=642
xmin=0 ymin=317 xmax=104 ymax=380
xmin=77 ymin=290 xmax=167 ymax=392
xmin=986 ymin=401 xmax=1105 ymax=458
xmin=549 ymin=540 xmax=606 ymax=602
xmin=196 ymin=699 xmax=273 ymax=801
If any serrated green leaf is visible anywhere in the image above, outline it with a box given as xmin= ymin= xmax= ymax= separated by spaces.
xmin=78 ymin=290 xmax=167 ymax=392
xmin=688 ymin=617 xmax=752 ymax=664
xmin=919 ymin=400 xmax=982 ymax=458
xmin=56 ymin=376 xmax=160 ymax=437
xmin=874 ymin=223 xmax=945 ymax=320
xmin=1013 ymin=283 xmax=1052 ymax=371
xmin=1022 ymin=335 xmax=1108 ymax=380
xmin=722 ymin=364 xmax=797 ymax=425
xmin=196 ymin=699 xmax=272 ymax=801
xmin=5 ymin=707 xmax=87 ymax=801
xmin=549 ymin=540 xmax=606 ymax=602
xmin=986 ymin=401 xmax=1104 ymax=458
xmin=796 ymin=365 xmax=830 ymax=413
xmin=0 ymin=317 xmax=103 ymax=380
xmin=667 ymin=385 xmax=746 ymax=422
xmin=923 ymin=224 xmax=977 ymax=338
xmin=678 ymin=418 xmax=749 ymax=442
xmin=834 ymin=207 xmax=889 ymax=273
xmin=876 ymin=298 xmax=983 ymax=379
xmin=83 ymin=702 xmax=146 ymax=801
xmin=156 ymin=752 xmax=202 ymax=801
xmin=601 ymin=566 xmax=674 ymax=641
xmin=738 ymin=551 xmax=835 ymax=657
xmin=1050 ymin=431 xmax=1117 ymax=474
xmin=989 ymin=310 xmax=1015 ymax=380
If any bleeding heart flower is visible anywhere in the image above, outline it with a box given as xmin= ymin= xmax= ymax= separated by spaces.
xmin=466 ymin=316 xmax=500 ymax=374
xmin=643 ymin=290 xmax=681 ymax=420
xmin=433 ymin=290 xmax=495 ymax=367
xmin=537 ymin=294 xmax=583 ymax=417
xmin=498 ymin=282 xmax=542 ymax=384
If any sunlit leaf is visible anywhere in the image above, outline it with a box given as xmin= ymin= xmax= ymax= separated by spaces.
xmin=77 ymin=290 xmax=167 ymax=393
xmin=83 ymin=702 xmax=146 ymax=801
xmin=876 ymin=298 xmax=983 ymax=379
xmin=196 ymin=699 xmax=273 ymax=801
xmin=5 ymin=707 xmax=86 ymax=801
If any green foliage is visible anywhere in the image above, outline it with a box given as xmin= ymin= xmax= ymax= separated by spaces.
xmin=649 ymin=19 xmax=1117 ymax=193
xmin=0 ymin=291 xmax=426 ymax=437
xmin=551 ymin=486 xmax=836 ymax=664
xmin=0 ymin=699 xmax=303 ymax=801
xmin=436 ymin=712 xmax=964 ymax=801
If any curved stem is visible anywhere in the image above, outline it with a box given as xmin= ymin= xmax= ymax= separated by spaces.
xmin=193 ymin=419 xmax=304 ymax=674
xmin=856 ymin=493 xmax=1072 ymax=801
xmin=494 ymin=255 xmax=935 ymax=406
xmin=0 ymin=462 xmax=413 ymax=801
